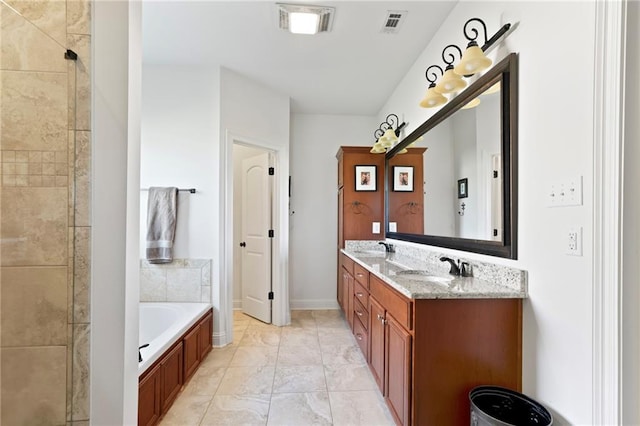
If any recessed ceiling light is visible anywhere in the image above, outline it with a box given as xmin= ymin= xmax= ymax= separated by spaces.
xmin=278 ymin=3 xmax=335 ymax=35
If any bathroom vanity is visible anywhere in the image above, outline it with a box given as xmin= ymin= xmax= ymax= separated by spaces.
xmin=339 ymin=246 xmax=525 ymax=426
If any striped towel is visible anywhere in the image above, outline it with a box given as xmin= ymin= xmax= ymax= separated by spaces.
xmin=146 ymin=187 xmax=178 ymax=264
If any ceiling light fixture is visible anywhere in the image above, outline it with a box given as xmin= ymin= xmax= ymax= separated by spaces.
xmin=370 ymin=114 xmax=407 ymax=154
xmin=278 ymin=3 xmax=335 ymax=35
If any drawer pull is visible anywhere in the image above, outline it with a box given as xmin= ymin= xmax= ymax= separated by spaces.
xmin=356 ymin=334 xmax=363 ymax=341
xmin=356 ymin=310 xmax=363 ymax=317
xmin=356 ymin=292 xmax=364 ymax=297
xmin=356 ymin=273 xmax=364 ymax=277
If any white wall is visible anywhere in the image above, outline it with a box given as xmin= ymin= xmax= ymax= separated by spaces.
xmin=233 ymin=144 xmax=266 ymax=308
xmin=91 ymin=1 xmax=141 ymax=424
xmin=219 ymin=67 xmax=290 ymax=331
xmin=289 ymin=114 xmax=377 ymax=309
xmin=379 ymin=2 xmax=596 ymax=423
xmin=140 ymin=65 xmax=220 ymax=259
xmin=623 ymin=0 xmax=640 ymax=423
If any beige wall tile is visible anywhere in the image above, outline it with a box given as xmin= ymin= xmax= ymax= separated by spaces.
xmin=73 ymin=227 xmax=90 ymax=323
xmin=166 ymin=268 xmax=202 ymax=302
xmin=1 ymin=4 xmax=66 ymax=72
xmin=1 ymin=346 xmax=67 ymax=425
xmin=74 ymin=131 xmax=91 ymax=226
xmin=72 ymin=323 xmax=90 ymax=421
xmin=67 ymin=0 xmax=90 ymax=35
xmin=1 ymin=266 xmax=68 ymax=346
xmin=4 ymin=0 xmax=67 ymax=44
xmin=66 ymin=35 xmax=90 ymax=131
xmin=1 ymin=187 xmax=68 ymax=265
xmin=1 ymin=71 xmax=67 ymax=150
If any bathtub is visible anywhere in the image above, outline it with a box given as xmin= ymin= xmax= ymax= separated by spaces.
xmin=138 ymin=302 xmax=212 ymax=375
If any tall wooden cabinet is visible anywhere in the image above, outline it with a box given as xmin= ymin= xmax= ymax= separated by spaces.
xmin=336 ymin=147 xmax=385 ymax=248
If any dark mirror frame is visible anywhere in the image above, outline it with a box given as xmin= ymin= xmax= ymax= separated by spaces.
xmin=385 ymin=53 xmax=518 ymax=259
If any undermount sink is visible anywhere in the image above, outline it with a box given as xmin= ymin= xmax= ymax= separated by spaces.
xmin=352 ymin=250 xmax=386 ymax=257
xmin=395 ymin=270 xmax=454 ymax=284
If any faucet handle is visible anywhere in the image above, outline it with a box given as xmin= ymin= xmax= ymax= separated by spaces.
xmin=460 ymin=262 xmax=473 ymax=277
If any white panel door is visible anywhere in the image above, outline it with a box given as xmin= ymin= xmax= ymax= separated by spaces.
xmin=241 ymin=152 xmax=272 ymax=323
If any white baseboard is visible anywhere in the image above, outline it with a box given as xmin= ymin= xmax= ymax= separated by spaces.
xmin=290 ymin=299 xmax=340 ymax=310
xmin=212 ymin=331 xmax=228 ymax=347
xmin=233 ymin=299 xmax=242 ymax=310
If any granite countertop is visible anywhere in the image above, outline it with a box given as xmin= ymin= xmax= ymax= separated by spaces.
xmin=342 ymin=248 xmax=527 ymax=300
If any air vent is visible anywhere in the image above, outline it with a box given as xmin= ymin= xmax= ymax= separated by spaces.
xmin=381 ymin=10 xmax=407 ymax=34
xmin=278 ymin=4 xmax=335 ymax=34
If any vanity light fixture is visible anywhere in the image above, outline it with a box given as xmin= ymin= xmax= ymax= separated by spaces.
xmin=435 ymin=45 xmax=467 ymax=94
xmin=370 ymin=114 xmax=407 ymax=154
xmin=278 ymin=3 xmax=335 ymax=35
xmin=419 ymin=65 xmax=448 ymax=108
xmin=418 ymin=17 xmax=512 ymax=110
xmin=454 ymin=18 xmax=512 ymax=76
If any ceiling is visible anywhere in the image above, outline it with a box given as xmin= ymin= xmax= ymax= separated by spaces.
xmin=142 ymin=1 xmax=457 ymax=115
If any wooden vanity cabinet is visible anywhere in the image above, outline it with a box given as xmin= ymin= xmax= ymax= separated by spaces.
xmin=138 ymin=310 xmax=213 ymax=426
xmin=369 ymin=276 xmax=413 ymax=426
xmin=348 ymin=264 xmax=521 ymax=426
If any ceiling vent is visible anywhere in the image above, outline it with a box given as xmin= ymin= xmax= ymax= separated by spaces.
xmin=381 ymin=10 xmax=407 ymax=34
xmin=278 ymin=4 xmax=335 ymax=34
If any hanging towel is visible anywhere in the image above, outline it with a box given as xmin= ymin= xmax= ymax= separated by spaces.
xmin=146 ymin=187 xmax=178 ymax=264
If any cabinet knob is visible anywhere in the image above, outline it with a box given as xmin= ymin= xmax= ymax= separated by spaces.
xmin=356 ymin=334 xmax=363 ymax=341
xmin=356 ymin=310 xmax=363 ymax=317
xmin=377 ymin=313 xmax=384 ymax=322
xmin=356 ymin=292 xmax=364 ymax=297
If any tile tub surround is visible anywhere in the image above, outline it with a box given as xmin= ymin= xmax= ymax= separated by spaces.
xmin=344 ymin=240 xmax=527 ymax=299
xmin=0 ymin=0 xmax=92 ymax=423
xmin=140 ymin=259 xmax=212 ymax=303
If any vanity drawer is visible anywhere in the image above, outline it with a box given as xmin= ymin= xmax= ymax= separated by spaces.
xmin=353 ymin=297 xmax=368 ymax=331
xmin=353 ymin=264 xmax=369 ymax=289
xmin=353 ymin=313 xmax=369 ymax=359
xmin=370 ymin=275 xmax=413 ymax=331
xmin=354 ymin=280 xmax=369 ymax=307
xmin=341 ymin=253 xmax=354 ymax=275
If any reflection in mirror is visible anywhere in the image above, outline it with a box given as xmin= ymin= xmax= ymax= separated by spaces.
xmin=394 ymin=81 xmax=503 ymax=240
xmin=386 ymin=53 xmax=517 ymax=259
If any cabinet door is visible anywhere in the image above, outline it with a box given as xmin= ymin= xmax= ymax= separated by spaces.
xmin=161 ymin=342 xmax=183 ymax=414
xmin=199 ymin=312 xmax=213 ymax=360
xmin=369 ymin=297 xmax=385 ymax=392
xmin=183 ymin=324 xmax=201 ymax=381
xmin=337 ymin=265 xmax=345 ymax=311
xmin=386 ymin=314 xmax=412 ymax=426
xmin=346 ymin=273 xmax=354 ymax=330
xmin=138 ymin=364 xmax=161 ymax=426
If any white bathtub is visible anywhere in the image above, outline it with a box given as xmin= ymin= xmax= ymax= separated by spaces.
xmin=138 ymin=302 xmax=212 ymax=376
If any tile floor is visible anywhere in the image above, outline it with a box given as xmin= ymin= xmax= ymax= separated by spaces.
xmin=159 ymin=310 xmax=395 ymax=426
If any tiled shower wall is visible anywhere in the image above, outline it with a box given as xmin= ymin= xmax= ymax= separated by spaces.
xmin=0 ymin=0 xmax=91 ymax=424
xmin=140 ymin=259 xmax=212 ymax=303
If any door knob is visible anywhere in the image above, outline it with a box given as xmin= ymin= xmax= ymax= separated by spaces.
xmin=240 ymin=242 xmax=246 ymax=247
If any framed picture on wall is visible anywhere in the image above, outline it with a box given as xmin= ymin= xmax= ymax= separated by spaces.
xmin=458 ymin=178 xmax=468 ymax=198
xmin=355 ymin=165 xmax=377 ymax=191
xmin=393 ymin=166 xmax=414 ymax=192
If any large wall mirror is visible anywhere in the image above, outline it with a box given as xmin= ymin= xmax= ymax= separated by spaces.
xmin=385 ymin=53 xmax=518 ymax=259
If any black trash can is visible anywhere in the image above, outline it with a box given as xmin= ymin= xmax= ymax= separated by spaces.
xmin=470 ymin=386 xmax=553 ymax=426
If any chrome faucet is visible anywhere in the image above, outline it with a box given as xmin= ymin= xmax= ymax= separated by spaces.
xmin=378 ymin=241 xmax=395 ymax=253
xmin=439 ymin=256 xmax=461 ymax=276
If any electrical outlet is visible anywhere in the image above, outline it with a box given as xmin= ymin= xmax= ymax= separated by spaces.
xmin=566 ymin=227 xmax=582 ymax=256
xmin=372 ymin=222 xmax=380 ymax=234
